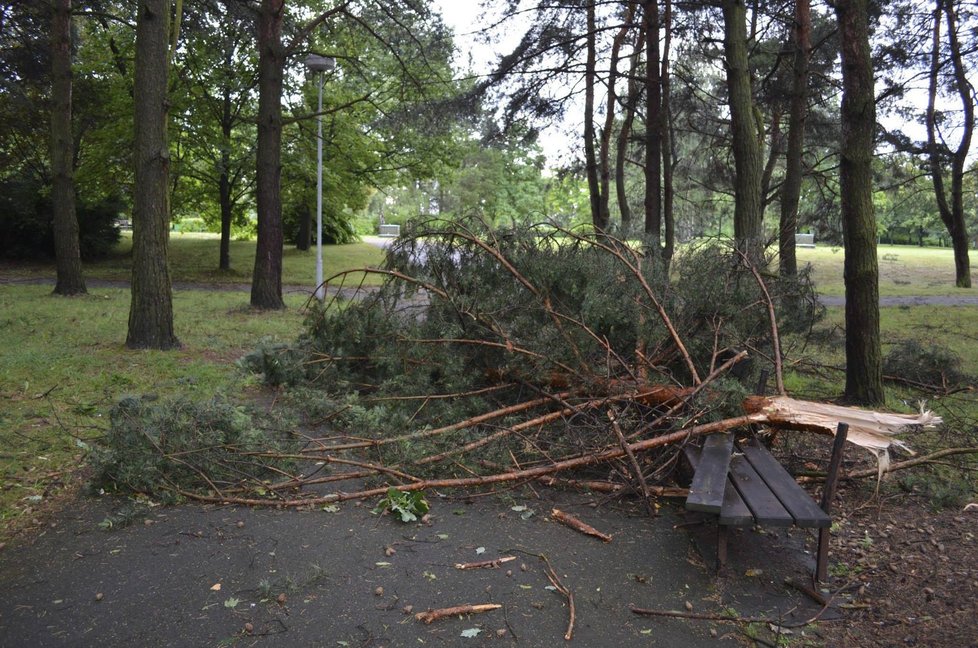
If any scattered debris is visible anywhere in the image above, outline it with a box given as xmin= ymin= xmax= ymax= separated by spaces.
xmin=415 ymin=603 xmax=502 ymax=624
xmin=551 ymin=509 xmax=612 ymax=543
xmin=454 ymin=556 xmax=516 ymax=570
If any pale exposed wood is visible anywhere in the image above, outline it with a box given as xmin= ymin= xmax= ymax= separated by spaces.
xmin=454 ymin=556 xmax=516 ymax=570
xmin=551 ymin=508 xmax=613 ymax=543
xmin=415 ymin=603 xmax=501 ymax=624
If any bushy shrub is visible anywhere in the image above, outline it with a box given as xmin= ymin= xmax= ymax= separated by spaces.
xmin=0 ymin=178 xmax=121 ymax=260
xmin=883 ymin=339 xmax=969 ymax=388
xmin=89 ymin=397 xmax=297 ymax=500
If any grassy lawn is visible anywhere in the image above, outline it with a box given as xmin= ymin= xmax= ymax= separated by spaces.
xmin=0 ymin=286 xmax=307 ymax=532
xmin=797 ymin=244 xmax=976 ymax=297
xmin=3 ymin=232 xmax=387 ymax=287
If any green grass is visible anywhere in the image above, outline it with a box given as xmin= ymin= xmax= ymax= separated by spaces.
xmin=785 ymin=305 xmax=978 ymax=402
xmin=796 ymin=244 xmax=975 ymax=297
xmin=784 ymin=304 xmax=978 ymax=508
xmin=0 ymin=285 xmax=307 ymax=533
xmin=4 ymin=232 xmax=387 ymax=287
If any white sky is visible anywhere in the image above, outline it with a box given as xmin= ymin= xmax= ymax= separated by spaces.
xmin=432 ymin=0 xmax=582 ymax=164
xmin=429 ymin=2 xmax=961 ymax=166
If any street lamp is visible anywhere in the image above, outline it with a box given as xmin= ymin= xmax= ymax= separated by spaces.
xmin=303 ymin=53 xmax=335 ymax=301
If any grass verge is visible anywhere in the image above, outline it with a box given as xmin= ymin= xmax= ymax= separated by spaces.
xmin=0 ymin=285 xmax=306 ymax=536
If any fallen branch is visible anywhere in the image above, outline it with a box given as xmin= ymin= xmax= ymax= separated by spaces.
xmin=551 ymin=508 xmax=612 ymax=542
xmin=541 ymin=555 xmax=575 ymax=641
xmin=630 ymin=605 xmax=777 ymax=624
xmin=798 ymin=447 xmax=978 ymax=483
xmin=415 ymin=603 xmax=502 ymax=624
xmin=312 ymin=393 xmax=569 ymax=452
xmin=737 ymin=249 xmax=785 ymax=395
xmin=609 ymin=408 xmax=655 ymax=516
xmin=175 ymin=415 xmax=759 ymax=507
xmin=454 ymin=556 xmax=516 ymax=570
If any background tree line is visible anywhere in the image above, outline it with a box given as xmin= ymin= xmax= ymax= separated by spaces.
xmin=2 ymin=0 xmax=976 ymax=403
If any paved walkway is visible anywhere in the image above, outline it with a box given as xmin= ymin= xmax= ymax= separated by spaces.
xmin=0 ymin=489 xmax=828 ymax=647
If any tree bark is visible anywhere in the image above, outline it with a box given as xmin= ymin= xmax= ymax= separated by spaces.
xmin=584 ymin=0 xmax=604 ymax=231
xmin=643 ymin=0 xmax=663 ymax=249
xmin=660 ymin=0 xmax=674 ymax=263
xmin=615 ymin=25 xmax=646 ymax=231
xmin=218 ymin=142 xmax=232 ymax=270
xmin=50 ymin=0 xmax=86 ymax=296
xmin=127 ymin=0 xmax=179 ymax=350
xmin=251 ymin=0 xmax=286 ymax=309
xmin=722 ymin=0 xmax=763 ymax=261
xmin=297 ymin=203 xmax=311 ymax=250
xmin=834 ymin=0 xmax=883 ymax=405
xmin=599 ymin=3 xmax=636 ymax=232
xmin=926 ymin=0 xmax=972 ymax=289
xmin=779 ymin=0 xmax=810 ymax=278
xmin=218 ymin=39 xmax=234 ymax=272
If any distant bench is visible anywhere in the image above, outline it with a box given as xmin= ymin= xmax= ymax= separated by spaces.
xmin=795 ymin=233 xmax=815 ymax=248
xmin=379 ymin=224 xmax=401 ymax=237
xmin=684 ymin=423 xmax=848 ymax=581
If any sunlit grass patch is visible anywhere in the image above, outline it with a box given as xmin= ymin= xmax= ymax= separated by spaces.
xmin=13 ymin=231 xmax=387 ymax=287
xmin=796 ymin=244 xmax=975 ymax=297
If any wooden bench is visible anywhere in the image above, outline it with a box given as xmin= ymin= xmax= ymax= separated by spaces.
xmin=685 ymin=423 xmax=848 ymax=580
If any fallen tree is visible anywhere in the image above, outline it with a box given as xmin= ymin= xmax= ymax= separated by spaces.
xmin=92 ymin=219 xmax=942 ymax=504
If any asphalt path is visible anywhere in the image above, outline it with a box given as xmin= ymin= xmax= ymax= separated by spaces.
xmin=0 ymin=490 xmax=831 ymax=648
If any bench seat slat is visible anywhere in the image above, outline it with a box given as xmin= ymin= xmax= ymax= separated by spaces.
xmin=727 ymin=452 xmax=795 ymax=527
xmin=685 ymin=445 xmax=753 ymax=526
xmin=737 ymin=439 xmax=831 ymax=528
xmin=685 ymin=433 xmax=734 ymax=514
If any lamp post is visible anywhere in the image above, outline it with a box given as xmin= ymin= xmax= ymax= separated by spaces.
xmin=303 ymin=53 xmax=335 ymax=301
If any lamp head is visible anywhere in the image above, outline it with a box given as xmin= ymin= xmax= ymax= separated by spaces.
xmin=303 ymin=54 xmax=335 ymax=72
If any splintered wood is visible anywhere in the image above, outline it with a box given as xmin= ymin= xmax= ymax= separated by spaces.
xmin=551 ymin=509 xmax=613 ymax=542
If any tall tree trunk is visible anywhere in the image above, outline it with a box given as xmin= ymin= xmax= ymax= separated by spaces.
xmin=927 ymin=0 xmax=972 ymax=288
xmin=218 ymin=39 xmax=234 ymax=272
xmin=297 ymin=203 xmax=311 ymax=250
xmin=643 ymin=0 xmax=662 ymax=248
xmin=252 ymin=0 xmax=286 ymax=309
xmin=128 ymin=0 xmax=179 ymax=349
xmin=660 ymin=0 xmax=674 ymax=263
xmin=50 ymin=0 xmax=86 ymax=296
xmin=218 ymin=141 xmax=232 ymax=270
xmin=599 ymin=2 xmax=637 ymax=231
xmin=615 ymin=25 xmax=646 ymax=231
xmin=779 ymin=0 xmax=811 ymax=278
xmin=835 ymin=0 xmax=883 ymax=405
xmin=584 ymin=0 xmax=604 ymax=231
xmin=722 ymin=0 xmax=763 ymax=261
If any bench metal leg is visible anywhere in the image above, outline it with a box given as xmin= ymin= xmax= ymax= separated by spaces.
xmin=816 ymin=527 xmax=830 ymax=582
xmin=717 ymin=525 xmax=728 ymax=574
xmin=816 ymin=422 xmax=849 ymax=583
